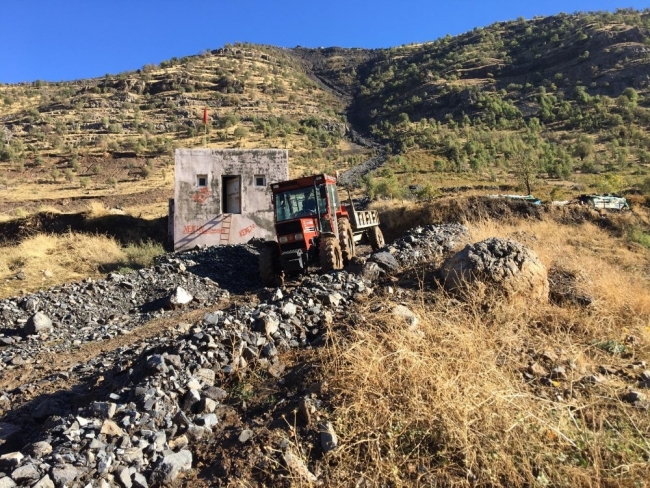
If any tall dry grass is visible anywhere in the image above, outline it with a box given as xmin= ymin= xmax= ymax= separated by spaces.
xmin=320 ymin=217 xmax=650 ymax=487
xmin=0 ymin=233 xmax=164 ymax=298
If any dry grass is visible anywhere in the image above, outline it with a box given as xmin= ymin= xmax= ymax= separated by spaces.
xmin=320 ymin=216 xmax=650 ymax=487
xmin=0 ymin=233 xmax=164 ymax=298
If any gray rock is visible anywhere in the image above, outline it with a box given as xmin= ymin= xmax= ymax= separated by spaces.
xmin=25 ymin=312 xmax=53 ymax=335
xmin=152 ymin=450 xmax=192 ymax=484
xmin=0 ymin=452 xmax=23 ymax=468
xmin=29 ymin=441 xmax=53 ymax=458
xmin=318 ymin=292 xmax=343 ymax=307
xmin=258 ymin=314 xmax=279 ymax=336
xmin=392 ymin=305 xmax=419 ymax=328
xmin=621 ymin=390 xmax=646 ymax=404
xmin=203 ymin=387 xmax=228 ymax=401
xmin=11 ymin=464 xmax=40 ymax=483
xmin=238 ymin=429 xmax=253 ymax=443
xmin=132 ymin=472 xmax=148 ymax=488
xmin=31 ymin=476 xmax=54 ymax=488
xmin=115 ymin=465 xmax=132 ymax=488
xmin=20 ymin=297 xmax=39 ymax=312
xmin=183 ymin=389 xmax=201 ymax=412
xmin=359 ymin=261 xmax=382 ymax=282
xmin=196 ymin=368 xmax=215 ymax=386
xmin=198 ymin=397 xmax=217 ymax=414
xmin=368 ymin=252 xmax=400 ymax=275
xmin=147 ymin=354 xmax=167 ymax=372
xmin=283 ymin=450 xmax=317 ymax=482
xmin=92 ymin=401 xmax=117 ymax=419
xmin=50 ymin=464 xmax=79 ymax=486
xmin=196 ymin=414 xmax=218 ymax=429
xmin=0 ymin=477 xmax=16 ymax=488
xmin=166 ymin=286 xmax=193 ymax=309
xmin=319 ymin=421 xmax=338 ymax=454
xmin=281 ymin=302 xmax=297 ymax=317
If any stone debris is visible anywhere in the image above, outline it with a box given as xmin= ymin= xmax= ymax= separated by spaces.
xmin=319 ymin=421 xmax=338 ymax=454
xmin=390 ymin=224 xmax=469 ymax=265
xmin=0 ymin=241 xmax=377 ymax=487
xmin=0 ymin=225 xmax=638 ymax=486
xmin=391 ymin=305 xmax=419 ymax=329
xmin=283 ymin=450 xmax=317 ymax=482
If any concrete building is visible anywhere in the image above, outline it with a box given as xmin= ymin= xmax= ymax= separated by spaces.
xmin=171 ymin=148 xmax=289 ymax=251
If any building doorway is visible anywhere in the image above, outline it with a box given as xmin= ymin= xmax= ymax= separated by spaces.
xmin=222 ymin=176 xmax=241 ymax=214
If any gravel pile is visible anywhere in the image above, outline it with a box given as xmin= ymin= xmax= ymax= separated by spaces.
xmin=0 ymin=261 xmax=373 ymax=487
xmin=388 ymin=224 xmax=469 ymax=265
xmin=0 ymin=224 xmax=468 ymax=487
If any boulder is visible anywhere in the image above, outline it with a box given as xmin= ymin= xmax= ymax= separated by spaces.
xmin=151 ymin=450 xmax=192 ymax=485
xmin=166 ymin=287 xmax=193 ymax=309
xmin=368 ymin=252 xmax=400 ymax=275
xmin=25 ymin=312 xmax=53 ymax=335
xmin=439 ymin=238 xmax=548 ymax=302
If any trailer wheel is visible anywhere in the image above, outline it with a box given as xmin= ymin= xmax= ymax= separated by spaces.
xmin=337 ymin=217 xmax=356 ymax=264
xmin=368 ymin=226 xmax=385 ymax=252
xmin=320 ymin=236 xmax=343 ymax=271
xmin=259 ymin=241 xmax=284 ymax=287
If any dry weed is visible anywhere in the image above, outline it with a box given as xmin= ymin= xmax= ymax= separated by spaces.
xmin=0 ymin=232 xmax=163 ymax=298
xmin=320 ymin=217 xmax=650 ymax=487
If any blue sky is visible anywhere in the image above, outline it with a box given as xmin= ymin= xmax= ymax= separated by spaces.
xmin=0 ymin=1 xmax=648 ymax=83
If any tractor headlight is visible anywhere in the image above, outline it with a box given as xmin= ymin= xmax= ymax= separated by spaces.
xmin=294 ymin=233 xmax=304 ymax=241
xmin=279 ymin=236 xmax=289 ymax=244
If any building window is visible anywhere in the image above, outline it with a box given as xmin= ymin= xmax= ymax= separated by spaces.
xmin=197 ymin=174 xmax=207 ymax=187
xmin=255 ymin=175 xmax=267 ymax=187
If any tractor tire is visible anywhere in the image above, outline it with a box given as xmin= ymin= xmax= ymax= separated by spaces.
xmin=259 ymin=242 xmax=284 ymax=287
xmin=337 ymin=217 xmax=356 ymax=264
xmin=320 ymin=236 xmax=343 ymax=272
xmin=368 ymin=226 xmax=385 ymax=252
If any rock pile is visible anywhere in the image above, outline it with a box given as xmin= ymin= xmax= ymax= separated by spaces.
xmin=439 ymin=237 xmax=549 ymax=301
xmin=388 ymin=224 xmax=469 ymax=265
xmin=0 ymin=244 xmax=267 ymax=367
xmin=0 ymin=263 xmax=373 ymax=487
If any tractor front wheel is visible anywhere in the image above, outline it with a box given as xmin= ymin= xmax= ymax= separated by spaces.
xmin=337 ymin=217 xmax=356 ymax=264
xmin=259 ymin=241 xmax=284 ymax=287
xmin=320 ymin=236 xmax=343 ymax=271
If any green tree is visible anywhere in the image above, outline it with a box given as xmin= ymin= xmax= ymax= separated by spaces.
xmin=233 ymin=127 xmax=249 ymax=140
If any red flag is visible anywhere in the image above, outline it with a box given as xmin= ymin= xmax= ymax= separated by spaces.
xmin=203 ymin=107 xmax=208 ymax=125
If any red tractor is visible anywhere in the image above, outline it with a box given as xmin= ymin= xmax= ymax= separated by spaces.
xmin=259 ymin=173 xmax=385 ymax=286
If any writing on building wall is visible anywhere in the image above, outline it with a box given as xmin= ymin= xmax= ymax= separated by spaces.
xmin=239 ymin=223 xmax=257 ymax=237
xmin=183 ymin=224 xmax=226 ymax=235
xmin=192 ymin=187 xmax=211 ymax=204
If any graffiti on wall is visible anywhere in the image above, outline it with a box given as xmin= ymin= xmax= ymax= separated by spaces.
xmin=239 ymin=223 xmax=257 ymax=237
xmin=183 ymin=224 xmax=226 ymax=235
xmin=192 ymin=187 xmax=211 ymax=204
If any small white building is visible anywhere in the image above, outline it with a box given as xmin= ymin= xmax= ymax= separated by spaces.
xmin=170 ymin=148 xmax=289 ymax=251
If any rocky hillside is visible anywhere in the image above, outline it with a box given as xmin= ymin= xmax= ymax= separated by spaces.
xmin=3 ymin=9 xmax=650 ymax=197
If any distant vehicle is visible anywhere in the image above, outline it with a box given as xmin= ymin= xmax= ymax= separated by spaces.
xmin=487 ymin=194 xmax=542 ymax=205
xmin=259 ymin=173 xmax=384 ymax=286
xmin=577 ymin=194 xmax=629 ymax=210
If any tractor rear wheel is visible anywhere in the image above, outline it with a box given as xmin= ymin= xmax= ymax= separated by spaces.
xmin=320 ymin=236 xmax=343 ymax=271
xmin=337 ymin=217 xmax=356 ymax=264
xmin=368 ymin=226 xmax=385 ymax=252
xmin=259 ymin=241 xmax=284 ymax=287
